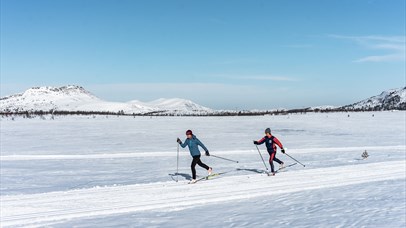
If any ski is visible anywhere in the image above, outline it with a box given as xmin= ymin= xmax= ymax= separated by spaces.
xmin=189 ymin=172 xmax=227 ymax=184
xmin=247 ymin=169 xmax=271 ymax=176
xmin=275 ymin=163 xmax=297 ymax=174
xmin=262 ymin=163 xmax=298 ymax=176
xmin=197 ymin=173 xmax=221 ymax=182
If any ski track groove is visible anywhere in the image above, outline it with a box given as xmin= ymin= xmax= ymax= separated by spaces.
xmin=1 ymin=145 xmax=404 ymax=161
xmin=1 ymin=160 xmax=405 ymax=227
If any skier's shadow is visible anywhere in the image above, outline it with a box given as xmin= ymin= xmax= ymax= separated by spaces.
xmin=236 ymin=168 xmax=265 ymax=174
xmin=169 ymin=173 xmax=192 ymax=181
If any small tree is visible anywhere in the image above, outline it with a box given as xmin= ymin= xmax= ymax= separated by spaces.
xmin=362 ymin=150 xmax=369 ymax=159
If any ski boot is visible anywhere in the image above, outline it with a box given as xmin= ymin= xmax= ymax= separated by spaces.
xmin=267 ymin=172 xmax=275 ymax=176
xmin=208 ymin=167 xmax=213 ymax=175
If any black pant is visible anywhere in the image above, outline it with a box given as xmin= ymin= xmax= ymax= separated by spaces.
xmin=191 ymin=155 xmax=210 ymax=179
xmin=269 ymin=152 xmax=283 ymax=173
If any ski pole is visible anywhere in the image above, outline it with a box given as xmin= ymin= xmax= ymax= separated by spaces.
xmin=210 ymin=154 xmax=239 ymax=163
xmin=255 ymin=144 xmax=269 ymax=172
xmin=284 ymin=152 xmax=306 ymax=167
xmin=176 ymin=143 xmax=179 ymax=182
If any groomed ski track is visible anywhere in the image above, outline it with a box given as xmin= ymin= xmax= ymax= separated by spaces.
xmin=1 ymin=145 xmax=404 ymax=161
xmin=1 ymin=160 xmax=405 ymax=227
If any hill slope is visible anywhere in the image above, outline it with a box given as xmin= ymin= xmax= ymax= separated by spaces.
xmin=341 ymin=87 xmax=406 ymax=111
xmin=0 ymin=85 xmax=211 ymax=114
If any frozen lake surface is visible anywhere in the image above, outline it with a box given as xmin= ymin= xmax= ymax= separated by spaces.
xmin=1 ymin=112 xmax=405 ymax=227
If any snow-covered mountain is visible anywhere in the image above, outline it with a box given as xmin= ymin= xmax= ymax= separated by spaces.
xmin=2 ymin=85 xmax=404 ymax=115
xmin=341 ymin=87 xmax=406 ymax=111
xmin=127 ymin=98 xmax=213 ymax=115
xmin=138 ymin=98 xmax=212 ymax=112
xmin=0 ymin=85 xmax=211 ymax=114
xmin=309 ymin=105 xmax=337 ymax=111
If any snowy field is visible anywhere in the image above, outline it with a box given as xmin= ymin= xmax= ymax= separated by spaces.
xmin=1 ymin=112 xmax=405 ymax=227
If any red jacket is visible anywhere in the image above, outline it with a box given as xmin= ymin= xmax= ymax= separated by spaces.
xmin=257 ymin=135 xmax=283 ymax=154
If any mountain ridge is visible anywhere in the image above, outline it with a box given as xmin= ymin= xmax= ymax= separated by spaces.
xmin=0 ymin=85 xmax=211 ymax=115
xmin=341 ymin=87 xmax=406 ymax=111
xmin=1 ymin=85 xmax=405 ymax=115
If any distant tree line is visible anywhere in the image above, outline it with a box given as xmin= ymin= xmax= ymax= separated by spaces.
xmin=1 ymin=104 xmax=405 ymax=119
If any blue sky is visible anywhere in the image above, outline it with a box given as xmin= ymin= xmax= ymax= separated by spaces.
xmin=1 ymin=0 xmax=405 ymax=109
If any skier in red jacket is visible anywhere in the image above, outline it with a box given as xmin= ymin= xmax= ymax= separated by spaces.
xmin=254 ymin=128 xmax=285 ymax=175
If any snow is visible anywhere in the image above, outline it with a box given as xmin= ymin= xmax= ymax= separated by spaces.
xmin=0 ymin=112 xmax=405 ymax=227
xmin=345 ymin=87 xmax=406 ymax=110
xmin=2 ymin=161 xmax=404 ymax=227
xmin=145 ymin=98 xmax=212 ymax=112
xmin=0 ymin=86 xmax=211 ymax=114
xmin=2 ymin=85 xmax=405 ymax=115
xmin=309 ymin=105 xmax=337 ymax=110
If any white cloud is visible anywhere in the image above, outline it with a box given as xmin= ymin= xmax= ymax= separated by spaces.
xmin=354 ymin=53 xmax=405 ymax=63
xmin=236 ymin=75 xmax=299 ymax=82
xmin=214 ymin=74 xmax=299 ymax=82
xmin=372 ymin=43 xmax=405 ymax=51
xmin=211 ymin=58 xmax=261 ymax=65
xmin=329 ymin=34 xmax=406 ymax=63
xmin=330 ymin=35 xmax=405 ymax=43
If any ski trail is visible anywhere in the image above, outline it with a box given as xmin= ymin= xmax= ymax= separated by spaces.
xmin=1 ymin=145 xmax=404 ymax=161
xmin=1 ymin=161 xmax=405 ymax=227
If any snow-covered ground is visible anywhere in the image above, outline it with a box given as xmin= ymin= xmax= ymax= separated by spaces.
xmin=0 ymin=112 xmax=405 ymax=227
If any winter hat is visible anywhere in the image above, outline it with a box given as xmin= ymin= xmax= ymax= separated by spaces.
xmin=265 ymin=128 xmax=271 ymax=134
xmin=186 ymin=130 xmax=193 ymax=135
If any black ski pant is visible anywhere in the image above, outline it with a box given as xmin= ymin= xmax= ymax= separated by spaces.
xmin=191 ymin=155 xmax=210 ymax=179
xmin=269 ymin=152 xmax=283 ymax=173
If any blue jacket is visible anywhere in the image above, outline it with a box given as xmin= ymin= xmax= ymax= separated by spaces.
xmin=180 ymin=135 xmax=208 ymax=157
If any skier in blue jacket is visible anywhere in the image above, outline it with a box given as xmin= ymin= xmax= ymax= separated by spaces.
xmin=177 ymin=130 xmax=212 ymax=184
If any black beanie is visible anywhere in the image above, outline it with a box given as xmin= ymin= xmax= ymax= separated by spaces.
xmin=265 ymin=128 xmax=271 ymax=134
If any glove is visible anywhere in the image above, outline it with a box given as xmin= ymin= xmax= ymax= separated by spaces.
xmin=253 ymin=141 xmax=259 ymax=145
xmin=205 ymin=151 xmax=210 ymax=156
xmin=281 ymin=148 xmax=285 ymax=154
xmin=177 ymin=138 xmax=182 ymax=144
